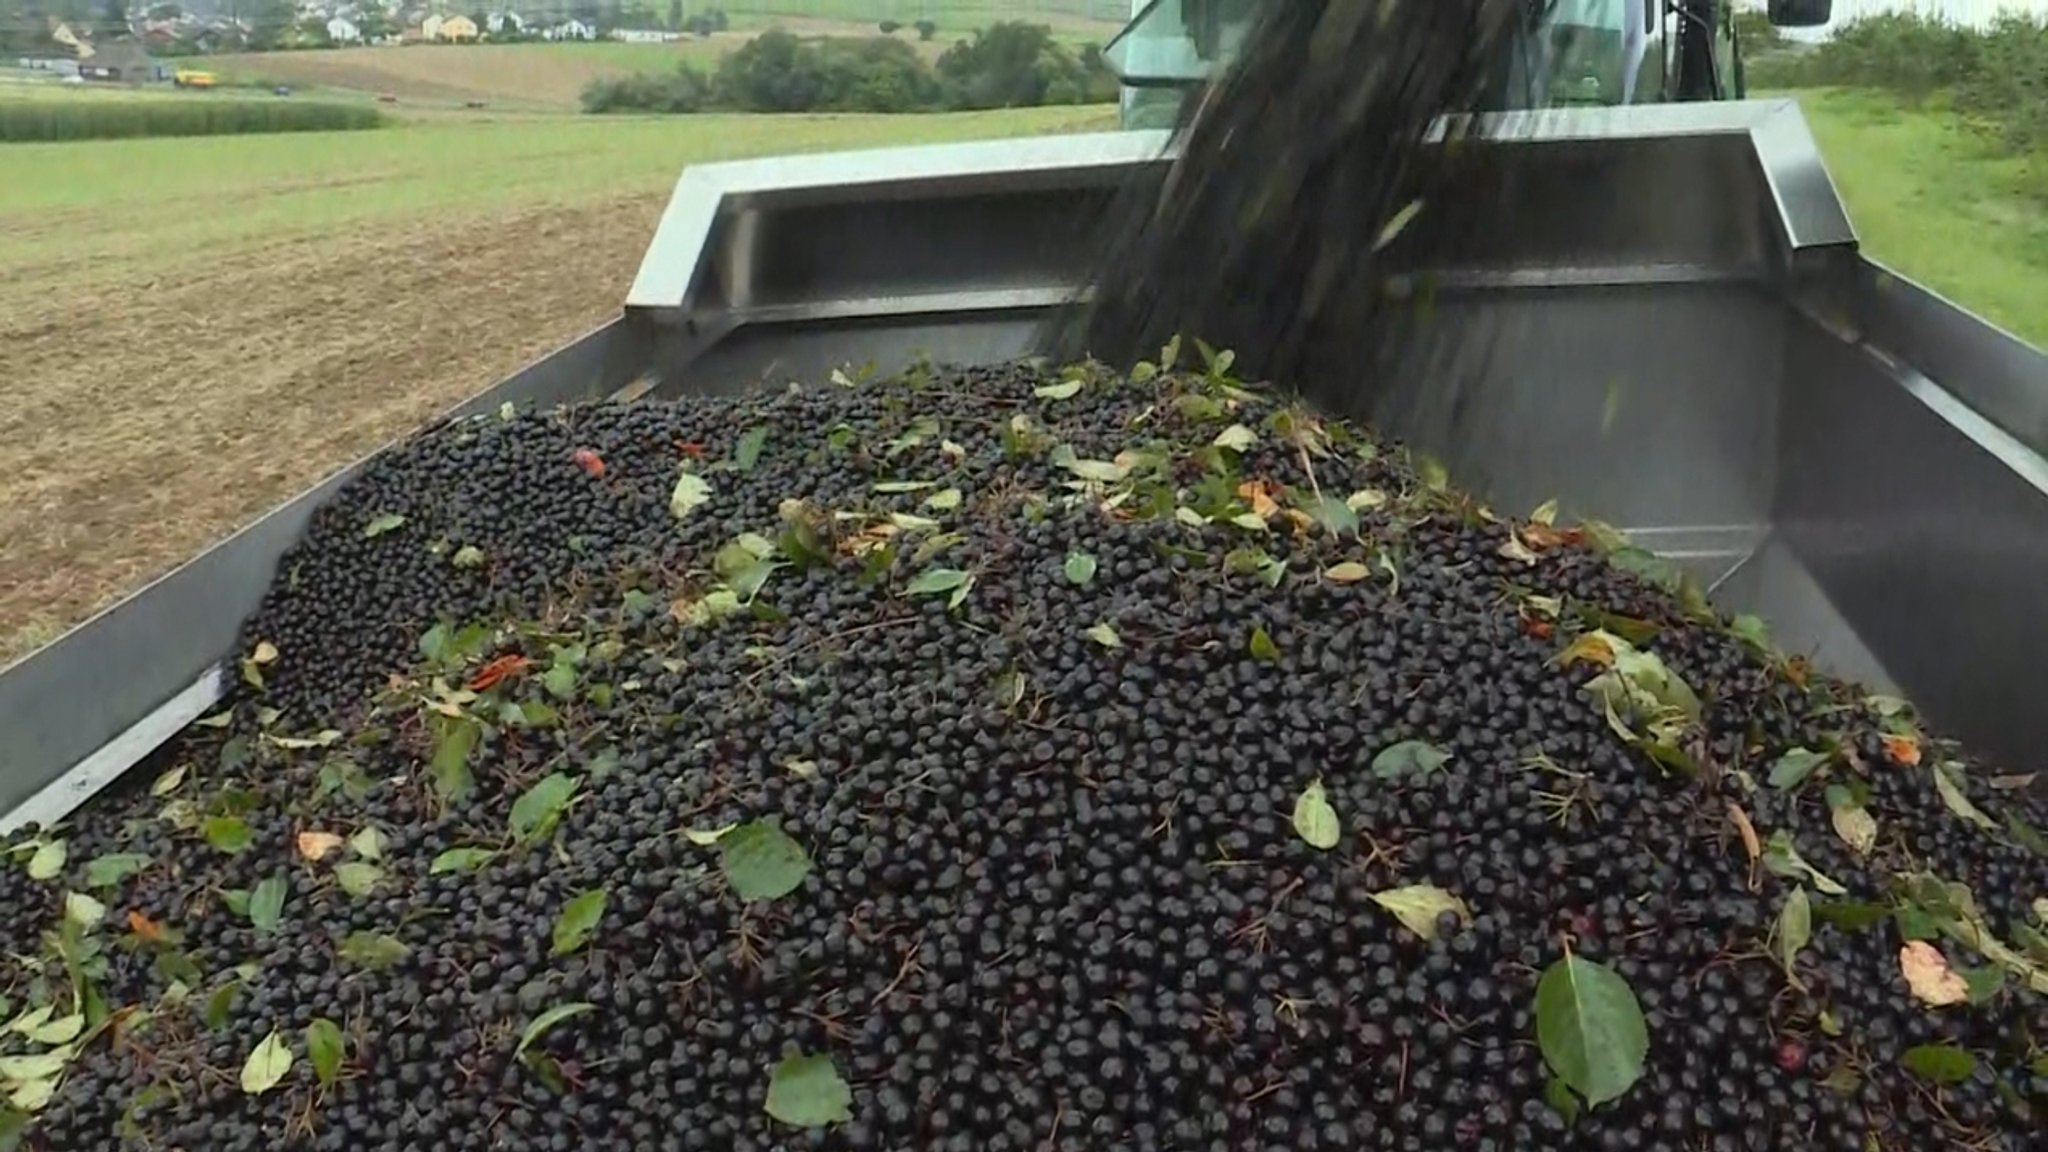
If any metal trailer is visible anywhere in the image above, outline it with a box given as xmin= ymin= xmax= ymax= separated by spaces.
xmin=5 ymin=100 xmax=2048 ymax=835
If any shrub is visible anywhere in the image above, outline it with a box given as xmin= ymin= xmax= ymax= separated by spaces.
xmin=934 ymin=21 xmax=1113 ymax=110
xmin=1952 ymin=14 xmax=2048 ymax=152
xmin=0 ymin=97 xmax=383 ymax=143
xmin=1731 ymin=8 xmax=1783 ymax=54
xmin=710 ymin=28 xmax=833 ymax=112
xmin=878 ymin=19 xmax=901 ymax=35
xmin=1747 ymin=12 xmax=2048 ymax=154
xmin=580 ymin=65 xmax=712 ymax=113
xmin=712 ymin=30 xmax=939 ymax=113
xmin=915 ymin=19 xmax=936 ymax=42
xmin=818 ymin=35 xmax=941 ymax=112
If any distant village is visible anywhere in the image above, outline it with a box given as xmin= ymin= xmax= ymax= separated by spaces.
xmin=9 ymin=0 xmax=731 ymax=81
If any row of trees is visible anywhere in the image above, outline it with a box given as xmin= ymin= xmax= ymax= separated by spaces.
xmin=1749 ymin=13 xmax=2048 ymax=155
xmin=582 ymin=21 xmax=1117 ymax=115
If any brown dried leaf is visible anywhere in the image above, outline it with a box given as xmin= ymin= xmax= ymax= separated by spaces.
xmin=1899 ymin=941 xmax=1969 ymax=1007
xmin=1497 ymin=536 xmax=1538 ymax=566
xmin=1727 ymin=803 xmax=1762 ymax=890
xmin=1520 ymin=523 xmax=1582 ymax=551
xmin=1236 ymin=480 xmax=1281 ymax=521
xmin=296 ymin=831 xmax=345 ymax=862
xmin=841 ymin=523 xmax=900 ymax=557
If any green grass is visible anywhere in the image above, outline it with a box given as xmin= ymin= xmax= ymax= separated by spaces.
xmin=0 ymin=95 xmax=382 ymax=142
xmin=1781 ymin=87 xmax=2048 ymax=349
xmin=0 ymin=104 xmax=1115 ymax=273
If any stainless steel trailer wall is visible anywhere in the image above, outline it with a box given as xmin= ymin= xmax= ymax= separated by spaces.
xmin=5 ymin=100 xmax=2045 ymax=833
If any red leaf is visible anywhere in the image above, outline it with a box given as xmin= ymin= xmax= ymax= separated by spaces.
xmin=571 ymin=448 xmax=606 ymax=478
xmin=677 ymin=441 xmax=706 ymax=459
xmin=467 ymin=654 xmax=530 ymax=692
xmin=1882 ymin=733 xmax=1922 ymax=767
xmin=1522 ymin=617 xmax=1554 ymax=640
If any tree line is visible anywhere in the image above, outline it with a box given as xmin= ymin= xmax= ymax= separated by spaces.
xmin=581 ymin=20 xmax=1119 ymax=115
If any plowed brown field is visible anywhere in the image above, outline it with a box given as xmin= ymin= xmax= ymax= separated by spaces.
xmin=0 ymin=105 xmax=1115 ymax=662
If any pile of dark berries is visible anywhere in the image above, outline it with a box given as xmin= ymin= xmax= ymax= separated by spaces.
xmin=2 ymin=356 xmax=2043 ymax=1152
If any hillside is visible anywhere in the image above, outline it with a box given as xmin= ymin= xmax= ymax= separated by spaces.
xmin=196 ymin=15 xmax=1122 ymax=110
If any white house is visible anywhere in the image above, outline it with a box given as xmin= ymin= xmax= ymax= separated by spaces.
xmin=545 ymin=18 xmax=593 ymax=40
xmin=608 ymin=27 xmax=680 ymax=42
xmin=325 ymin=16 xmax=361 ymax=42
xmin=485 ymin=11 xmax=524 ymax=34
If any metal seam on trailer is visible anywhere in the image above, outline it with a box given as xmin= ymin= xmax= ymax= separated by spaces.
xmin=0 ymin=668 xmax=223 ymax=835
xmin=725 ymin=288 xmax=1090 ymax=327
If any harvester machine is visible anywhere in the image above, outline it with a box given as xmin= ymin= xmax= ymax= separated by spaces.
xmin=4 ymin=0 xmax=2046 ymax=846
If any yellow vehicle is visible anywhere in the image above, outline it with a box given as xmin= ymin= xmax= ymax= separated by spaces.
xmin=173 ymin=69 xmax=217 ymax=89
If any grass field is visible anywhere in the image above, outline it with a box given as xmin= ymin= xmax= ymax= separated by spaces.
xmin=4 ymin=84 xmax=2046 ymax=666
xmin=1781 ymin=87 xmax=2048 ymax=349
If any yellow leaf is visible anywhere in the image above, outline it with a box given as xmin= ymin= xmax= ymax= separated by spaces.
xmin=1324 ymin=563 xmax=1371 ymax=585
xmin=1831 ymin=804 xmax=1877 ymax=856
xmin=9 ymin=1076 xmax=55 ymax=1112
xmin=1899 ymin=941 xmax=1969 ymax=1007
xmin=1557 ymin=633 xmax=1617 ymax=669
xmin=1369 ymin=885 xmax=1471 ymax=942
xmin=252 ymin=641 xmax=279 ymax=665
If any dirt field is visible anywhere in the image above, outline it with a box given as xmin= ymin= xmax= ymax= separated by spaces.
xmin=203 ymin=41 xmax=755 ymax=110
xmin=0 ymin=105 xmax=1116 ymax=663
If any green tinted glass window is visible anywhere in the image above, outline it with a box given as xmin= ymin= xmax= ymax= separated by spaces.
xmin=1105 ymin=0 xmax=1259 ymax=87
xmin=1545 ymin=0 xmax=1638 ymax=106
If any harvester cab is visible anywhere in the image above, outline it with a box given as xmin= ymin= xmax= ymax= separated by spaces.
xmin=1106 ymin=0 xmax=1837 ymax=129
